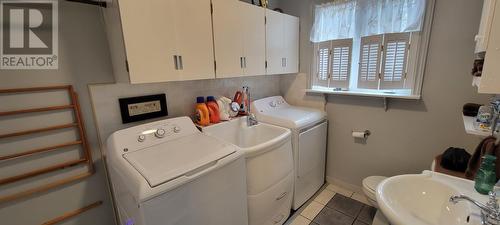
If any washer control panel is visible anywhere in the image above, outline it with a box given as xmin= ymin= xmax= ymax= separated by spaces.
xmin=136 ymin=124 xmax=182 ymax=143
xmin=252 ymin=96 xmax=289 ymax=113
xmin=108 ymin=117 xmax=198 ymax=154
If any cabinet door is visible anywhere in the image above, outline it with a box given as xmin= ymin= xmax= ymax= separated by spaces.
xmin=241 ymin=3 xmax=266 ymax=76
xmin=479 ymin=1 xmax=500 ymax=93
xmin=266 ymin=9 xmax=285 ymax=75
xmin=475 ymin=0 xmax=497 ymax=53
xmin=283 ymin=14 xmax=299 ymax=74
xmin=173 ymin=0 xmax=215 ymax=80
xmin=212 ymin=0 xmax=245 ymax=78
xmin=118 ymin=0 xmax=178 ymax=83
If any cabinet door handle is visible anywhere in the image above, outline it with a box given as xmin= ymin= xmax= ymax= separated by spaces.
xmin=284 ymin=58 xmax=287 ymax=67
xmin=173 ymin=55 xmax=179 ymax=70
xmin=244 ymin=57 xmax=247 ymax=68
xmin=179 ymin=55 xmax=183 ymax=70
xmin=240 ymin=57 xmax=244 ymax=68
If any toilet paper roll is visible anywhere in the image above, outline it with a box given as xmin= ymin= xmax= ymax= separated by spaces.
xmin=352 ymin=130 xmax=370 ymax=139
xmin=352 ymin=131 xmax=366 ymax=138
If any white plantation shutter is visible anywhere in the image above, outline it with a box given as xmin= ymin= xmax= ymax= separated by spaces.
xmin=358 ymin=35 xmax=383 ymax=89
xmin=380 ymin=33 xmax=411 ymax=89
xmin=314 ymin=41 xmax=331 ymax=87
xmin=330 ymin=39 xmax=352 ymax=88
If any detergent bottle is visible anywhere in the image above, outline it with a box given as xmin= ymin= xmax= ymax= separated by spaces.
xmin=195 ymin=96 xmax=210 ymax=126
xmin=206 ymin=96 xmax=220 ymax=123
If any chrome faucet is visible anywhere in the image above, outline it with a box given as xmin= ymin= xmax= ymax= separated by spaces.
xmin=244 ymin=86 xmax=258 ymax=127
xmin=450 ymin=192 xmax=500 ymax=225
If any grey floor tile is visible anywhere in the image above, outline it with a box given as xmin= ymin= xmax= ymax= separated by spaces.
xmin=313 ymin=207 xmax=354 ymax=225
xmin=326 ymin=194 xmax=363 ymax=217
xmin=356 ymin=205 xmax=377 ymax=224
xmin=353 ymin=219 xmax=368 ymax=225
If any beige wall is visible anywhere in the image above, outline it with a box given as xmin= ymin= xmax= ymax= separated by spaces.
xmin=0 ymin=2 xmax=115 ymax=225
xmin=278 ymin=0 xmax=491 ymax=190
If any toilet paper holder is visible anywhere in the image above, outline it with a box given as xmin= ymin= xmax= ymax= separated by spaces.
xmin=352 ymin=130 xmax=371 ymax=139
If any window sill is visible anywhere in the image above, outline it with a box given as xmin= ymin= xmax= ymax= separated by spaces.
xmin=306 ymin=88 xmax=421 ymax=100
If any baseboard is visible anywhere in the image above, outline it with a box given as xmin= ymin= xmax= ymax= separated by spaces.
xmin=325 ymin=176 xmax=363 ymax=194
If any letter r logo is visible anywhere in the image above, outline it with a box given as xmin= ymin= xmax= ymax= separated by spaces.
xmin=0 ymin=0 xmax=58 ymax=69
xmin=2 ymin=2 xmax=54 ymax=55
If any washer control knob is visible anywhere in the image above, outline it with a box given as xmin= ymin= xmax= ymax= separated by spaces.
xmin=173 ymin=126 xmax=181 ymax=133
xmin=155 ymin=129 xmax=166 ymax=138
xmin=269 ymin=101 xmax=277 ymax=107
xmin=138 ymin=135 xmax=146 ymax=142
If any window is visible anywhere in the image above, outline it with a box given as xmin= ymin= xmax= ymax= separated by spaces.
xmin=310 ymin=0 xmax=433 ymax=98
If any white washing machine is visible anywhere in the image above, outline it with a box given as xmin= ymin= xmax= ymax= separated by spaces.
xmin=106 ymin=117 xmax=248 ymax=225
xmin=252 ymin=96 xmax=327 ymax=210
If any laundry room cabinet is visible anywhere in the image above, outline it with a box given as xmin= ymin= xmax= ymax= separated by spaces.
xmin=266 ymin=10 xmax=300 ymax=75
xmin=212 ymin=0 xmax=266 ymax=78
xmin=476 ymin=0 xmax=500 ymax=93
xmin=103 ymin=0 xmax=300 ymax=84
xmin=110 ymin=0 xmax=215 ymax=84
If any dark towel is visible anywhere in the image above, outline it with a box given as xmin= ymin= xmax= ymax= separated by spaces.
xmin=465 ymin=136 xmax=500 ymax=181
xmin=440 ymin=147 xmax=471 ymax=172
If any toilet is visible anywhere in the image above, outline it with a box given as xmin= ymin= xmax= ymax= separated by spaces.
xmin=362 ymin=176 xmax=390 ymax=225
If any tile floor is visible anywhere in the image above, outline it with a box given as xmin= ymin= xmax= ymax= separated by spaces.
xmin=286 ymin=184 xmax=376 ymax=225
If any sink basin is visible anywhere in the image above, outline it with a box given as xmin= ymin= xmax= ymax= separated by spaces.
xmin=202 ymin=117 xmax=291 ymax=157
xmin=377 ymin=171 xmax=486 ymax=225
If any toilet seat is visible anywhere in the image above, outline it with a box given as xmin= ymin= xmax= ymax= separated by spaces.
xmin=362 ymin=176 xmax=387 ymax=204
xmin=362 ymin=176 xmax=391 ymax=225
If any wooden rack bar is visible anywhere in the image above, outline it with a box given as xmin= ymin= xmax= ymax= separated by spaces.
xmin=70 ymin=86 xmax=94 ymax=172
xmin=0 ymin=105 xmax=74 ymax=117
xmin=0 ymin=172 xmax=93 ymax=203
xmin=0 ymin=123 xmax=78 ymax=139
xmin=0 ymin=85 xmax=95 ymax=203
xmin=0 ymin=140 xmax=83 ymax=161
xmin=0 ymin=158 xmax=88 ymax=185
xmin=0 ymin=85 xmax=71 ymax=94
xmin=42 ymin=201 xmax=103 ymax=225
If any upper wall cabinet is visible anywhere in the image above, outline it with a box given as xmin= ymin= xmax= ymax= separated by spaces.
xmin=475 ymin=0 xmax=497 ymax=53
xmin=212 ymin=0 xmax=266 ymax=78
xmin=104 ymin=0 xmax=300 ymax=84
xmin=266 ymin=10 xmax=300 ymax=75
xmin=114 ymin=0 xmax=215 ymax=84
xmin=477 ymin=0 xmax=500 ymax=93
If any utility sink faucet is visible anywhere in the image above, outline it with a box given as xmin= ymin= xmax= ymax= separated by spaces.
xmin=243 ymin=86 xmax=258 ymax=127
xmin=450 ymin=191 xmax=500 ymax=225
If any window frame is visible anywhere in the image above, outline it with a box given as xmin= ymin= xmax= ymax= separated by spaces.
xmin=308 ymin=0 xmax=435 ymax=99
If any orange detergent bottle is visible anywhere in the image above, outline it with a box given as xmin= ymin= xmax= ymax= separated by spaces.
xmin=206 ymin=96 xmax=220 ymax=123
xmin=195 ymin=97 xmax=210 ymax=126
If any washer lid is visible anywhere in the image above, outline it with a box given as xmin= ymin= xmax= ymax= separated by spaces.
xmin=362 ymin=176 xmax=387 ymax=192
xmin=256 ymin=106 xmax=326 ymax=129
xmin=124 ymin=133 xmax=236 ymax=187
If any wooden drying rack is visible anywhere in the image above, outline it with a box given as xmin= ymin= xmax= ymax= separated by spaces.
xmin=0 ymin=85 xmax=95 ymax=203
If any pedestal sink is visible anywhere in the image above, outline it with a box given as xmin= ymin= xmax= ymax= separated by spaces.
xmin=376 ymin=171 xmax=490 ymax=225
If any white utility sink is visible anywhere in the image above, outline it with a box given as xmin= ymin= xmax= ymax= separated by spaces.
xmin=203 ymin=117 xmax=294 ymax=225
xmin=203 ymin=117 xmax=291 ymax=157
xmin=377 ymin=171 xmax=489 ymax=225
